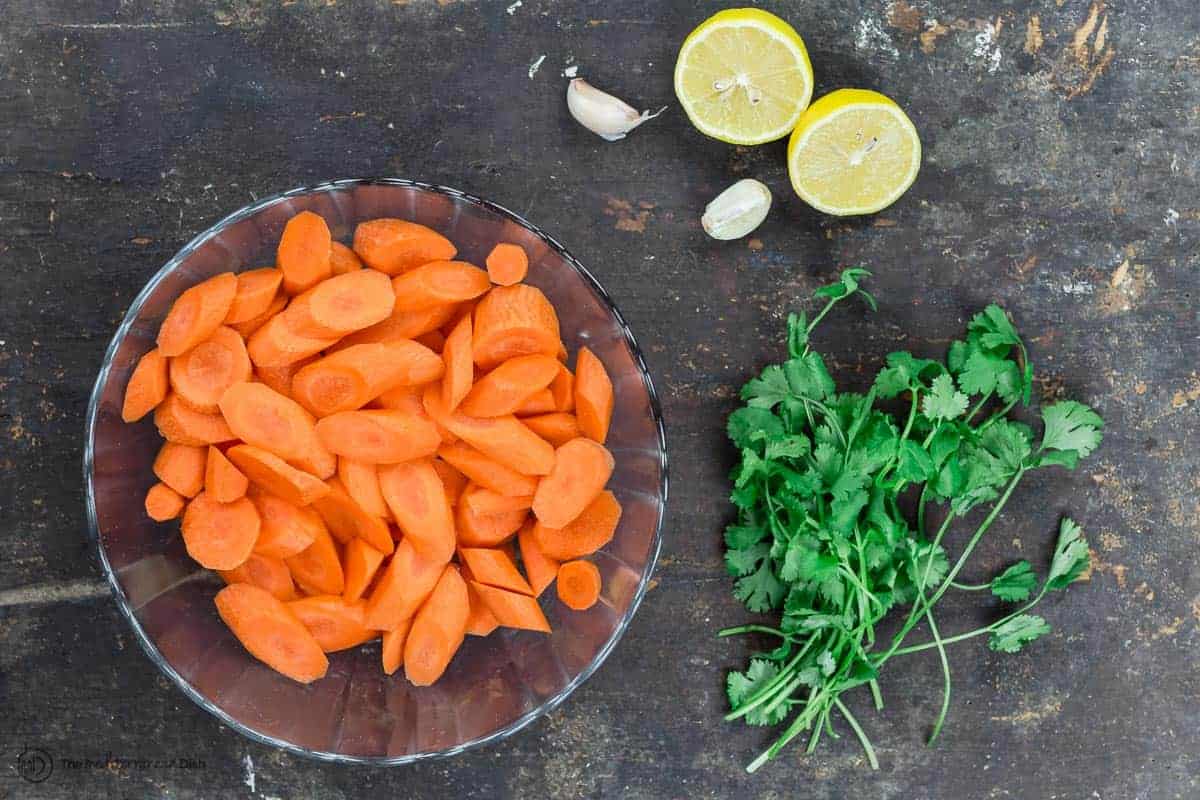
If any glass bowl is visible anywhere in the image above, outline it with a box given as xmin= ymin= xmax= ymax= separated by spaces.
xmin=84 ymin=179 xmax=667 ymax=763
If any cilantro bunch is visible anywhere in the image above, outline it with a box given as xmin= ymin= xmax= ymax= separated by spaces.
xmin=722 ymin=270 xmax=1103 ymax=772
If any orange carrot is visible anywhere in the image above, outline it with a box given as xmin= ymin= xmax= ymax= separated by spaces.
xmin=373 ymin=382 xmax=427 ymax=413
xmin=314 ymin=409 xmax=441 ymax=464
xmin=153 ymin=441 xmax=207 ymax=497
xmin=181 ymin=491 xmax=261 ymax=570
xmin=514 ymin=388 xmax=556 ymax=417
xmin=381 ymin=618 xmax=412 ymax=675
xmin=455 ymin=486 xmax=528 ymax=547
xmin=229 ymin=292 xmax=286 ymax=339
xmin=122 ymin=348 xmax=169 ymax=422
xmin=254 ymin=355 xmax=314 ymax=398
xmin=440 ymin=312 xmax=473 ymax=412
xmin=431 ymin=459 xmax=468 ymax=506
xmin=469 ymin=581 xmax=551 ymax=633
xmin=215 ymin=582 xmax=328 ymax=683
xmin=363 ymin=538 xmax=445 ymax=630
xmin=219 ymin=553 xmax=297 ymax=601
xmin=472 ymin=284 xmax=561 ymax=369
xmin=284 ymin=269 xmax=395 ymax=338
xmin=157 ymin=272 xmax=238 ymax=357
xmin=205 ymin=445 xmax=249 ymax=502
xmin=556 ymin=559 xmax=601 ymax=610
xmin=458 ymin=547 xmax=534 ymax=595
xmin=521 ymin=412 xmax=582 ymax=448
xmin=224 ymin=268 xmax=283 ymax=324
xmin=250 ymin=490 xmax=323 ymax=558
xmin=434 ymin=409 xmax=556 ymax=476
xmin=532 ymin=489 xmax=622 ymax=560
xmin=404 ymin=565 xmax=469 ymax=686
xmin=246 ymin=311 xmax=340 ymax=368
xmin=218 ymin=381 xmax=335 ymax=477
xmin=329 ymin=240 xmax=363 ymax=275
xmin=144 ymin=482 xmax=185 ymax=521
xmin=285 ymin=523 xmax=344 ymax=596
xmin=378 ymin=460 xmax=456 ymax=564
xmin=532 ymin=437 xmax=614 ymax=528
xmin=168 ymin=326 xmax=252 ymax=413
xmin=288 ymin=595 xmax=375 ymax=652
xmin=332 ymin=303 xmax=459 ymax=351
xmin=342 ymin=537 xmax=386 ymax=603
xmin=278 ymin=210 xmax=333 ymax=295
xmin=311 ymin=477 xmax=394 ymax=555
xmin=464 ymin=579 xmax=499 ymax=637
xmin=337 ymin=457 xmax=390 ymax=519
xmin=550 ymin=363 xmax=575 ymax=412
xmin=517 ymin=520 xmax=559 ymax=597
xmin=390 ymin=261 xmax=491 ymax=312
xmin=436 ymin=441 xmax=538 ymax=497
xmin=352 ymin=218 xmax=457 ymax=275
xmin=227 ymin=445 xmax=331 ymax=506
xmin=414 ymin=330 xmax=445 ymax=353
xmin=464 ymin=487 xmax=533 ymax=516
xmin=575 ymin=347 xmax=613 ymax=444
xmin=485 ymin=242 xmax=529 ymax=286
xmin=155 ymin=393 xmax=236 ymax=446
xmin=291 ymin=341 xmax=444 ymax=417
xmin=458 ymin=354 xmax=560 ymax=417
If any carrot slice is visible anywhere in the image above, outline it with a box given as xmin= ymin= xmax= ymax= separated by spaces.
xmin=575 ymin=347 xmax=613 ymax=444
xmin=291 ymin=341 xmax=444 ymax=417
xmin=455 ymin=487 xmax=527 ymax=547
xmin=122 ymin=348 xmax=169 ymax=422
xmin=329 ymin=240 xmax=363 ymax=275
xmin=441 ymin=313 xmax=473 ymax=412
xmin=314 ymin=409 xmax=441 ymax=464
xmin=518 ymin=520 xmax=559 ymax=597
xmin=436 ymin=441 xmax=538 ymax=497
xmin=373 ymin=382 xmax=427 ymax=413
xmin=458 ymin=547 xmax=534 ymax=595
xmin=514 ymin=388 xmax=556 ymax=417
xmin=246 ymin=312 xmax=340 ymax=368
xmin=215 ymin=583 xmax=328 ymax=683
xmin=288 ymin=595 xmax=375 ymax=652
xmin=404 ymin=565 xmax=469 ymax=686
xmin=337 ymin=457 xmax=390 ymax=519
xmin=284 ymin=269 xmax=395 ymax=338
xmin=431 ymin=406 xmax=556 ymax=476
xmin=464 ymin=487 xmax=533 ymax=516
xmin=363 ymin=538 xmax=445 ymax=630
xmin=521 ymin=412 xmax=582 ymax=448
xmin=154 ymin=393 xmax=236 ymax=446
xmin=464 ymin=579 xmax=499 ymax=636
xmin=550 ymin=363 xmax=575 ymax=412
xmin=206 ymin=445 xmax=249 ymax=503
xmin=381 ymin=618 xmax=412 ymax=675
xmin=278 ymin=210 xmax=332 ymax=295
xmin=255 ymin=355 xmax=315 ymax=398
xmin=250 ymin=490 xmax=323 ymax=558
xmin=332 ymin=303 xmax=459 ymax=351
xmin=182 ymin=492 xmax=261 ymax=570
xmin=378 ymin=460 xmax=456 ymax=564
xmin=532 ymin=438 xmax=615 ymax=528
xmin=227 ymin=445 xmax=331 ymax=507
xmin=225 ymin=268 xmax=283 ymax=325
xmin=169 ymin=326 xmax=252 ymax=413
xmin=532 ymin=490 xmax=622 ymax=560
xmin=285 ymin=523 xmax=344 ymax=595
xmin=472 ymin=284 xmax=561 ymax=369
xmin=459 ymin=355 xmax=560 ymax=418
xmin=485 ymin=243 xmax=529 ymax=286
xmin=157 ymin=272 xmax=238 ymax=357
xmin=343 ymin=538 xmax=386 ymax=603
xmin=311 ymin=477 xmax=394 ymax=555
xmin=220 ymin=553 xmax=297 ymax=601
xmin=144 ymin=482 xmax=185 ymax=521
xmin=352 ymin=218 xmax=457 ymax=275
xmin=229 ymin=293 xmax=286 ymax=339
xmin=556 ymin=560 xmax=601 ymax=610
xmin=153 ymin=441 xmax=207 ymax=497
xmin=469 ymin=581 xmax=550 ymax=633
xmin=218 ymin=381 xmax=335 ymax=478
xmin=390 ymin=261 xmax=491 ymax=313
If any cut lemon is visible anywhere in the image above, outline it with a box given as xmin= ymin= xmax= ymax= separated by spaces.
xmin=674 ymin=8 xmax=814 ymax=146
xmin=787 ymin=89 xmax=922 ymax=216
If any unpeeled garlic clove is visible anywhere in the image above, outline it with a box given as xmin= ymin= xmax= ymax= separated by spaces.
xmin=566 ymin=78 xmax=666 ymax=141
xmin=701 ymin=179 xmax=772 ymax=240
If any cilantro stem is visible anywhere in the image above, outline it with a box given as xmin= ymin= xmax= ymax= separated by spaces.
xmin=965 ymin=390 xmax=993 ymax=425
xmin=869 ymin=679 xmax=884 ymax=711
xmin=891 ymin=581 xmax=1054 ymax=657
xmin=834 ymin=698 xmax=879 ymax=769
xmin=718 ymin=624 xmax=790 ymax=639
xmin=978 ymin=399 xmax=1017 ymax=432
xmin=949 ymin=580 xmax=990 ymax=591
xmin=922 ymin=608 xmax=952 ymax=745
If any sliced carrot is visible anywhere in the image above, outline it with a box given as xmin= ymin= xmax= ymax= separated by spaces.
xmin=153 ymin=441 xmax=207 ymax=498
xmin=285 ymin=523 xmax=344 ymax=595
xmin=218 ymin=381 xmax=335 ymax=478
xmin=414 ymin=330 xmax=445 ymax=353
xmin=458 ymin=547 xmax=534 ymax=595
xmin=373 ymin=382 xmax=427 ymax=413
xmin=229 ymin=292 xmax=286 ymax=339
xmin=440 ymin=312 xmax=473 ymax=413
xmin=469 ymin=581 xmax=550 ymax=633
xmin=278 ymin=210 xmax=332 ymax=295
xmin=381 ymin=618 xmax=412 ymax=675
xmin=436 ymin=441 xmax=538 ymax=497
xmin=155 ymin=393 xmax=236 ymax=446
xmin=337 ymin=457 xmax=390 ymax=519
xmin=378 ymin=460 xmax=456 ymax=564
xmin=518 ymin=520 xmax=559 ymax=597
xmin=575 ymin=347 xmax=614 ymax=444
xmin=514 ymin=388 xmax=556 ymax=417
xmin=181 ymin=492 xmax=261 ymax=570
xmin=352 ymin=218 xmax=457 ymax=275
xmin=343 ymin=538 xmax=386 ymax=603
xmin=122 ymin=348 xmax=169 ymax=422
xmin=550 ymin=363 xmax=575 ymax=412
xmin=485 ymin=242 xmax=528 ymax=286
xmin=215 ymin=583 xmax=328 ymax=683
xmin=284 ymin=269 xmax=395 ymax=338
xmin=431 ymin=459 xmax=468 ymax=506
xmin=288 ymin=595 xmax=375 ymax=652
xmin=455 ymin=487 xmax=527 ymax=547
xmin=472 ymin=284 xmax=561 ymax=369
xmin=433 ymin=408 xmax=556 ymax=476
xmin=291 ymin=341 xmax=444 ymax=417
xmin=157 ymin=272 xmax=238 ymax=357
xmin=556 ymin=560 xmax=601 ymax=610
xmin=459 ymin=355 xmax=560 ymax=418
xmin=521 ymin=412 xmax=582 ymax=448
xmin=255 ymin=355 xmax=314 ymax=398
xmin=314 ymin=409 xmax=441 ymax=464
xmin=332 ymin=303 xmax=459 ymax=351
xmin=225 ymin=268 xmax=283 ymax=325
xmin=532 ymin=489 xmax=622 ymax=560
xmin=246 ymin=312 xmax=340 ymax=368
xmin=532 ymin=437 xmax=614 ymax=528
xmin=169 ymin=326 xmax=252 ymax=413
xmin=390 ymin=261 xmax=491 ymax=312
xmin=206 ymin=445 xmax=249 ymax=503
xmin=311 ymin=477 xmax=394 ymax=555
xmin=144 ymin=481 xmax=185 ymax=521
xmin=250 ymin=490 xmax=323 ymax=558
xmin=329 ymin=240 xmax=363 ymax=275
xmin=404 ymin=565 xmax=469 ymax=686
xmin=363 ymin=538 xmax=445 ymax=630
xmin=219 ymin=553 xmax=297 ymax=601
xmin=464 ymin=580 xmax=499 ymax=637
xmin=465 ymin=487 xmax=533 ymax=516
xmin=227 ymin=444 xmax=331 ymax=507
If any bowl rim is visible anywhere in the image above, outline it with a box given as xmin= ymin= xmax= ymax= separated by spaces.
xmin=83 ymin=177 xmax=669 ymax=765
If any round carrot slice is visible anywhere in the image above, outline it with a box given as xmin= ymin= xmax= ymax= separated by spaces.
xmin=556 ymin=559 xmax=601 ymax=610
xmin=472 ymin=284 xmax=561 ymax=369
xmin=169 ymin=326 xmax=252 ymax=413
xmin=181 ymin=491 xmax=261 ymax=570
xmin=214 ymin=583 xmax=328 ymax=684
xmin=144 ymin=482 xmax=185 ymax=522
xmin=224 ymin=268 xmax=283 ymax=324
xmin=157 ymin=272 xmax=238 ymax=357
xmin=531 ymin=437 xmax=614 ymax=528
xmin=285 ymin=269 xmax=396 ymax=338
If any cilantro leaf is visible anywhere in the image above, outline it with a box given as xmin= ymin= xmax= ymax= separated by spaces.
xmin=988 ymin=614 xmax=1051 ymax=653
xmin=895 ymin=439 xmax=936 ymax=483
xmin=979 ymin=419 xmax=1033 ymax=473
xmin=817 ymin=650 xmax=837 ymax=676
xmin=814 ymin=268 xmax=876 ymax=310
xmin=969 ymin=305 xmax=1022 ymax=350
xmin=785 ymin=353 xmax=835 ymax=400
xmin=734 ymin=560 xmax=786 ymax=612
xmin=786 ymin=311 xmax=809 ymax=358
xmin=922 ymin=374 xmax=970 ymax=422
xmin=742 ymin=365 xmax=791 ymax=409
xmin=1046 ymin=518 xmax=1090 ymax=590
xmin=765 ymin=434 xmax=811 ymax=461
xmin=990 ymin=561 xmax=1037 ymax=602
xmin=726 ymin=541 xmax=770 ymax=577
xmin=781 ymin=536 xmax=837 ymax=584
xmin=726 ymin=660 xmax=790 ymax=726
xmin=1039 ymin=401 xmax=1104 ymax=461
xmin=727 ymin=407 xmax=784 ymax=449
xmin=874 ymin=352 xmax=940 ymax=399
xmin=958 ymin=350 xmax=1021 ymax=401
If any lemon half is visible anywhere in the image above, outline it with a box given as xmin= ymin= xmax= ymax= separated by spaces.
xmin=674 ymin=8 xmax=814 ymax=146
xmin=787 ymin=89 xmax=922 ymax=216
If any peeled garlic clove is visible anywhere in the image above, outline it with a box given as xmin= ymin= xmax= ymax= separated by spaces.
xmin=702 ymin=179 xmax=772 ymax=240
xmin=566 ymin=78 xmax=666 ymax=141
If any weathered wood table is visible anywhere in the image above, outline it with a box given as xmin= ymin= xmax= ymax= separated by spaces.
xmin=2 ymin=1 xmax=1197 ymax=797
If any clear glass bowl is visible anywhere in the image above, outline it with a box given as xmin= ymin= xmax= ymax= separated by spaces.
xmin=84 ymin=179 xmax=668 ymax=763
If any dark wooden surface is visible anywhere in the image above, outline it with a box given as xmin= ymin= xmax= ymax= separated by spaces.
xmin=2 ymin=0 xmax=1198 ymax=797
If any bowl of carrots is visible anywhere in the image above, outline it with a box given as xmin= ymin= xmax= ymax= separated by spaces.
xmin=84 ymin=178 xmax=667 ymax=762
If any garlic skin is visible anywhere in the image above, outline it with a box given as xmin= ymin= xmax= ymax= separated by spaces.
xmin=702 ymin=179 xmax=772 ymax=240
xmin=566 ymin=78 xmax=666 ymax=141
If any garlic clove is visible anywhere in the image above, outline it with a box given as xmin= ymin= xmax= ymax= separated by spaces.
xmin=566 ymin=78 xmax=666 ymax=141
xmin=701 ymin=179 xmax=772 ymax=240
